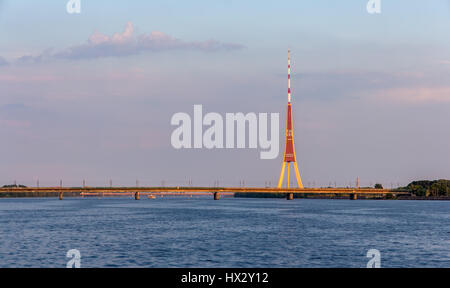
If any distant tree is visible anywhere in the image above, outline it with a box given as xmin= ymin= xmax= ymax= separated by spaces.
xmin=2 ymin=184 xmax=27 ymax=188
xmin=404 ymin=180 xmax=450 ymax=197
xmin=374 ymin=183 xmax=383 ymax=189
xmin=431 ymin=180 xmax=449 ymax=196
xmin=408 ymin=184 xmax=427 ymax=196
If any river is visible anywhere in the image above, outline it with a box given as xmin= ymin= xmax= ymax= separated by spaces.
xmin=0 ymin=198 xmax=448 ymax=267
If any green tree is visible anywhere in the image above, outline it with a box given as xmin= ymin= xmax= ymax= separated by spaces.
xmin=404 ymin=180 xmax=450 ymax=197
xmin=374 ymin=183 xmax=383 ymax=189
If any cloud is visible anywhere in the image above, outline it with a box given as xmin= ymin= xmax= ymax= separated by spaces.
xmin=17 ymin=22 xmax=244 ymax=62
xmin=375 ymin=87 xmax=450 ymax=104
xmin=0 ymin=71 xmax=59 ymax=83
xmin=0 ymin=103 xmax=27 ymax=111
xmin=0 ymin=56 xmax=8 ymax=66
xmin=0 ymin=119 xmax=30 ymax=129
xmin=293 ymin=69 xmax=450 ymax=104
xmin=0 ymin=104 xmax=31 ymax=129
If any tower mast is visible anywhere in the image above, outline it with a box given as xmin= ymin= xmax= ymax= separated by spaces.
xmin=278 ymin=50 xmax=304 ymax=189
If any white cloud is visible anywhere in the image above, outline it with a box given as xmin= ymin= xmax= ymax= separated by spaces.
xmin=17 ymin=22 xmax=244 ymax=62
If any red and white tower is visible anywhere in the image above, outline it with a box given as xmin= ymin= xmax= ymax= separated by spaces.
xmin=277 ymin=50 xmax=304 ymax=189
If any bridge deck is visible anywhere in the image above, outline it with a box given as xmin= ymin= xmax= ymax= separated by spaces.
xmin=0 ymin=187 xmax=408 ymax=195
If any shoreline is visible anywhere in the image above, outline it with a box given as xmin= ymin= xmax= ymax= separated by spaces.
xmin=0 ymin=193 xmax=449 ymax=201
xmin=233 ymin=193 xmax=450 ymax=201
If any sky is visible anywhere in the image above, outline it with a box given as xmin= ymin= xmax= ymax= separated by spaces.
xmin=1 ymin=0 xmax=450 ymax=187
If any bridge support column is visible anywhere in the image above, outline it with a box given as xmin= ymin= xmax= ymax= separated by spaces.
xmin=59 ymin=191 xmax=63 ymax=200
xmin=214 ymin=192 xmax=220 ymax=200
xmin=350 ymin=193 xmax=357 ymax=200
xmin=135 ymin=191 xmax=140 ymax=200
xmin=287 ymin=192 xmax=294 ymax=200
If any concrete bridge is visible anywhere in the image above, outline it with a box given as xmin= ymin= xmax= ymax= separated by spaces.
xmin=0 ymin=186 xmax=409 ymax=200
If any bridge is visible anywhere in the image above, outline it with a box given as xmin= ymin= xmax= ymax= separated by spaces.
xmin=0 ymin=186 xmax=409 ymax=200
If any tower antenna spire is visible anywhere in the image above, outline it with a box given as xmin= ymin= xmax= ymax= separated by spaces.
xmin=288 ymin=49 xmax=291 ymax=103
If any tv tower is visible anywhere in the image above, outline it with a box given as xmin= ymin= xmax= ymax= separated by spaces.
xmin=277 ymin=50 xmax=304 ymax=189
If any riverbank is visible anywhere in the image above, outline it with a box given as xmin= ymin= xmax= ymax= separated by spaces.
xmin=0 ymin=191 xmax=81 ymax=198
xmin=1 ymin=192 xmax=449 ymax=200
xmin=234 ymin=192 xmax=450 ymax=200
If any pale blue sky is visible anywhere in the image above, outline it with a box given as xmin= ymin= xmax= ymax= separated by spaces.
xmin=2 ymin=1 xmax=450 ymax=59
xmin=1 ymin=1 xmax=450 ymax=187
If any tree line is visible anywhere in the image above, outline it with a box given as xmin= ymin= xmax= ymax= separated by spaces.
xmin=396 ymin=180 xmax=450 ymax=197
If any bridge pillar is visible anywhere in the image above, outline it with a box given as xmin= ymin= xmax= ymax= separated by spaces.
xmin=287 ymin=192 xmax=294 ymax=200
xmin=350 ymin=193 xmax=357 ymax=200
xmin=214 ymin=192 xmax=220 ymax=200
xmin=59 ymin=191 xmax=63 ymax=200
xmin=135 ymin=191 xmax=140 ymax=200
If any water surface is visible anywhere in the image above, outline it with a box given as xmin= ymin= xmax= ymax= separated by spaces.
xmin=0 ymin=198 xmax=448 ymax=267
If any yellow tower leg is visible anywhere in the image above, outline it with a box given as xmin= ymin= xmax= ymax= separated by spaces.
xmin=293 ymin=161 xmax=303 ymax=188
xmin=287 ymin=163 xmax=290 ymax=189
xmin=277 ymin=162 xmax=286 ymax=188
